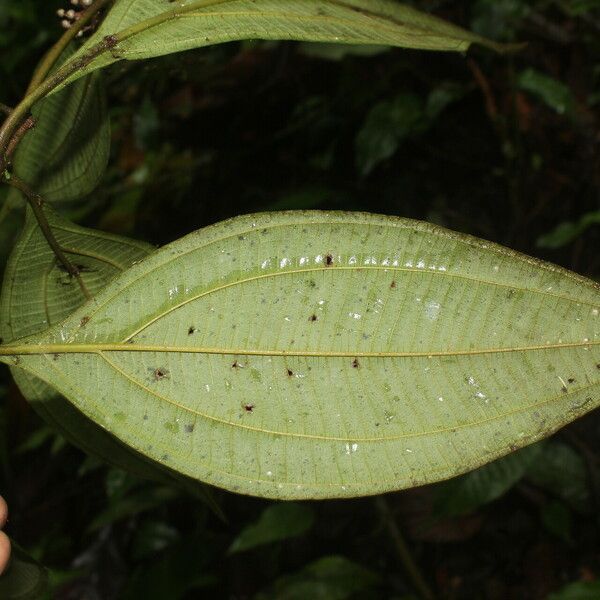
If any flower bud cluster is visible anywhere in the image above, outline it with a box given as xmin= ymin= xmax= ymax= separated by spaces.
xmin=57 ymin=0 xmax=95 ymax=36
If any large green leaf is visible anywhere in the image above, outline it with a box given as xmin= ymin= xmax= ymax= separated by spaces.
xmin=57 ymin=0 xmax=509 ymax=89
xmin=12 ymin=47 xmax=110 ymax=205
xmin=0 ymin=211 xmax=598 ymax=499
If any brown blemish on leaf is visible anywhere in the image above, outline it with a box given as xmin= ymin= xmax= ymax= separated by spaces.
xmin=184 ymin=424 xmax=195 ymax=433
xmin=232 ymin=360 xmax=240 ymax=369
xmin=352 ymin=358 xmax=360 ymax=369
xmin=309 ymin=314 xmax=318 ymax=322
xmin=153 ymin=368 xmax=169 ymax=381
xmin=188 ymin=326 xmax=195 ymax=335
xmin=325 ymin=254 xmax=333 ymax=266
xmin=53 ymin=353 xmax=61 ymax=361
xmin=390 ymin=281 xmax=397 ymax=289
xmin=287 ymin=369 xmax=294 ymax=377
xmin=80 ymin=315 xmax=90 ymax=327
xmin=243 ymin=403 xmax=255 ymax=413
xmin=568 ymin=378 xmax=575 ymax=384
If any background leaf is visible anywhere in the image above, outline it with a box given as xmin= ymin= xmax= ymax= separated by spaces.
xmin=229 ymin=503 xmax=315 ymax=553
xmin=433 ymin=443 xmax=545 ymax=517
xmin=0 ymin=542 xmax=49 ymax=600
xmin=2 ymin=211 xmax=598 ymax=499
xmin=12 ymin=46 xmax=110 ymax=205
xmin=256 ymin=555 xmax=380 ymax=600
xmin=0 ymin=205 xmax=162 ymax=478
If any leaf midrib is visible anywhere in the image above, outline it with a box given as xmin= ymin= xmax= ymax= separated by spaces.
xmin=20 ymin=345 xmax=596 ymax=446
xmin=1 ymin=339 xmax=597 ymax=357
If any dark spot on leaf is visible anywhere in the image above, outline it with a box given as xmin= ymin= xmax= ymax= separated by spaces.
xmin=309 ymin=314 xmax=318 ymax=322
xmin=153 ymin=368 xmax=169 ymax=381
xmin=103 ymin=34 xmax=118 ymax=48
xmin=352 ymin=358 xmax=360 ymax=369
xmin=232 ymin=360 xmax=240 ymax=369
xmin=287 ymin=369 xmax=294 ymax=377
xmin=325 ymin=254 xmax=333 ymax=266
xmin=244 ymin=403 xmax=255 ymax=412
xmin=185 ymin=424 xmax=195 ymax=433
xmin=561 ymin=385 xmax=568 ymax=393
xmin=568 ymin=378 xmax=575 ymax=384
xmin=80 ymin=316 xmax=90 ymax=327
xmin=143 ymin=414 xmax=148 ymax=420
xmin=390 ymin=281 xmax=396 ymax=289
xmin=53 ymin=353 xmax=61 ymax=361
xmin=188 ymin=326 xmax=195 ymax=335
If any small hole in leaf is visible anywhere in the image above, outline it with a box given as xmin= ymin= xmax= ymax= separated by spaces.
xmin=244 ymin=404 xmax=255 ymax=413
xmin=287 ymin=369 xmax=294 ymax=377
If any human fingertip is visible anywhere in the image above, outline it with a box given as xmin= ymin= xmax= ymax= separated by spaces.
xmin=0 ymin=531 xmax=10 ymax=576
xmin=0 ymin=496 xmax=7 ymax=529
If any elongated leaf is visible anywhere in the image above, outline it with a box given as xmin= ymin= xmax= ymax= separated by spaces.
xmin=13 ymin=47 xmax=110 ymax=204
xmin=58 ymin=0 xmax=510 ymax=89
xmin=0 ymin=205 xmax=161 ymax=478
xmin=0 ymin=211 xmax=598 ymax=499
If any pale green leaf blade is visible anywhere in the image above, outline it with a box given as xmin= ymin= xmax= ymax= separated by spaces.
xmin=13 ymin=46 xmax=110 ymax=204
xmin=58 ymin=0 xmax=510 ymax=88
xmin=1 ymin=211 xmax=598 ymax=499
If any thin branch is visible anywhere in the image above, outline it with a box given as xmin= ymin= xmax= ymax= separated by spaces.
xmin=3 ymin=174 xmax=92 ymax=301
xmin=5 ymin=117 xmax=36 ymax=162
xmin=374 ymin=496 xmax=435 ymax=600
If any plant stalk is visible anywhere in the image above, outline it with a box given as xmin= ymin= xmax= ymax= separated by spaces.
xmin=375 ymin=496 xmax=435 ymax=600
xmin=4 ymin=174 xmax=92 ymax=300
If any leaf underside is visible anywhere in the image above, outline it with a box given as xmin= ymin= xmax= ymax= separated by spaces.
xmin=14 ymin=47 xmax=110 ymax=204
xmin=1 ymin=211 xmax=598 ymax=499
xmin=58 ymin=0 xmax=508 ymax=89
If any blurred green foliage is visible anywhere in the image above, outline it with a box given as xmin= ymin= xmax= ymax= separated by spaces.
xmin=0 ymin=0 xmax=599 ymax=598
